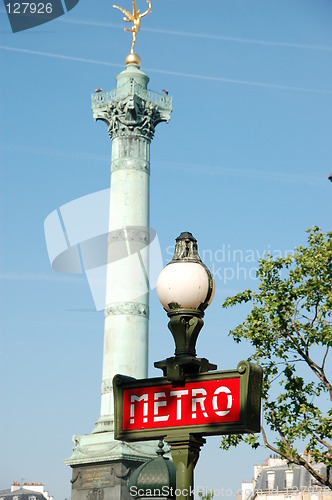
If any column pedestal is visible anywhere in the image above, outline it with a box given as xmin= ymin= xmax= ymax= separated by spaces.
xmin=66 ymin=434 xmax=159 ymax=500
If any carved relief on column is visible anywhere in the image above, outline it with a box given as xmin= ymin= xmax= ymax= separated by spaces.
xmin=87 ymin=488 xmax=104 ymax=500
xmin=111 ymin=136 xmax=150 ymax=173
xmin=111 ymin=158 xmax=149 ymax=174
xmin=104 ymin=302 xmax=150 ymax=319
xmin=107 ymin=227 xmax=151 ymax=246
xmin=101 ymin=379 xmax=113 ymax=395
xmin=105 ymin=97 xmax=159 ymax=140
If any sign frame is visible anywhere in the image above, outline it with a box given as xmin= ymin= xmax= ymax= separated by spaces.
xmin=113 ymin=360 xmax=262 ymax=442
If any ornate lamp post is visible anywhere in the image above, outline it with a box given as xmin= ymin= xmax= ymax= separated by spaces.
xmin=113 ymin=233 xmax=262 ymax=500
xmin=154 ymin=232 xmax=217 ymax=500
xmin=155 ymin=232 xmax=216 ymax=382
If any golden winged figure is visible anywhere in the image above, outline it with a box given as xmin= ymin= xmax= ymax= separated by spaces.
xmin=113 ymin=0 xmax=152 ymax=54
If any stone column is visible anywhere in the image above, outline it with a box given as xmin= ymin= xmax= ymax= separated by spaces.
xmin=91 ymin=63 xmax=172 ymax=434
xmin=65 ymin=63 xmax=172 ymax=500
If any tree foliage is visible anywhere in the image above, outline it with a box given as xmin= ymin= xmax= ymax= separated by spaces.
xmin=198 ymin=491 xmax=214 ymax=500
xmin=220 ymin=227 xmax=332 ymax=488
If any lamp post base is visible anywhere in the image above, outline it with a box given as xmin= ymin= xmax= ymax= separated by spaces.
xmin=165 ymin=433 xmax=206 ymax=500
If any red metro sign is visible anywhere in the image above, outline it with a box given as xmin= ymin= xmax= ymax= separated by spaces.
xmin=123 ymin=377 xmax=240 ymax=430
xmin=114 ymin=361 xmax=262 ymax=441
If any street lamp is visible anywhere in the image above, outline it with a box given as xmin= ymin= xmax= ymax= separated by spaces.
xmin=155 ymin=232 xmax=217 ymax=382
xmin=153 ymin=232 xmax=217 ymax=500
xmin=113 ymin=232 xmax=263 ymax=500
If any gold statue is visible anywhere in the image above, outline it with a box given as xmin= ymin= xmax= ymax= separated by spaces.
xmin=113 ymin=0 xmax=152 ymax=64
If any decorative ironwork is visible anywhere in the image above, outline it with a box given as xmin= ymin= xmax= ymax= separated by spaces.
xmin=91 ymin=89 xmax=117 ymax=107
xmin=91 ymin=81 xmax=172 ymax=111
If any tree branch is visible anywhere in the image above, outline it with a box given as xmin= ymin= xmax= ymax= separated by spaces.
xmin=279 ymin=318 xmax=332 ymax=400
xmin=261 ymin=425 xmax=291 ymax=461
xmin=304 ymin=299 xmax=320 ymax=331
xmin=322 ymin=346 xmax=329 ymax=372
xmin=265 ymin=398 xmax=290 ymax=450
xmin=260 ymin=426 xmax=332 ymax=489
xmin=311 ymin=432 xmax=332 ymax=451
xmin=298 ymin=455 xmax=332 ymax=489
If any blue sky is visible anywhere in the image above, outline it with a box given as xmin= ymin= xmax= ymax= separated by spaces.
xmin=1 ymin=0 xmax=332 ymax=498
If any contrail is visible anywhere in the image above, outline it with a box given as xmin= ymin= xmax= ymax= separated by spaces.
xmin=154 ymin=162 xmax=325 ymax=187
xmin=143 ymin=66 xmax=332 ymax=94
xmin=1 ymin=45 xmax=332 ymax=95
xmin=1 ymin=8 xmax=332 ymax=52
xmin=0 ymin=45 xmax=123 ymax=68
xmin=59 ymin=18 xmax=332 ymax=52
xmin=0 ymin=143 xmax=325 ymax=187
xmin=0 ymin=143 xmax=109 ymax=163
xmin=0 ymin=272 xmax=85 ymax=283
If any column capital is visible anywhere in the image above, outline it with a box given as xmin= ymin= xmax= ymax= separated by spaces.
xmin=91 ymin=79 xmax=172 ymax=140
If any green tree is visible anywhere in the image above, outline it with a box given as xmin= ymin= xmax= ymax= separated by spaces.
xmin=198 ymin=490 xmax=214 ymax=500
xmin=221 ymin=227 xmax=332 ymax=488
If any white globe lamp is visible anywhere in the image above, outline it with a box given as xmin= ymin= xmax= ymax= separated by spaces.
xmin=154 ymin=232 xmax=216 ymax=382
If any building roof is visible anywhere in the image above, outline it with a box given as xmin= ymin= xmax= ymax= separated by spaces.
xmin=255 ymin=462 xmax=327 ymax=491
xmin=0 ymin=488 xmax=46 ymax=500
